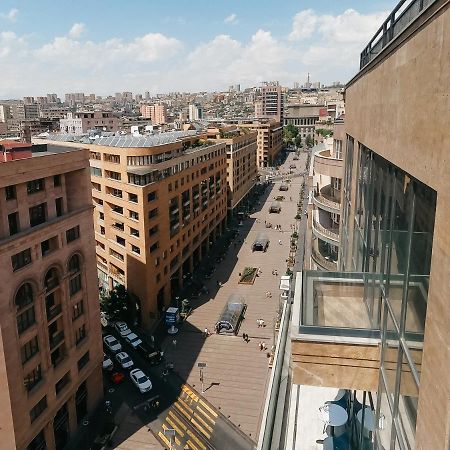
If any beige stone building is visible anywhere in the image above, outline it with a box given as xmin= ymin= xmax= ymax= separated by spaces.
xmin=59 ymin=111 xmax=120 ymax=134
xmin=240 ymin=120 xmax=282 ymax=167
xmin=206 ymin=127 xmax=258 ymax=212
xmin=88 ymin=132 xmax=228 ymax=327
xmin=140 ymin=103 xmax=168 ymax=125
xmin=0 ymin=141 xmax=103 ymax=450
xmin=285 ymin=2 xmax=450 ymax=449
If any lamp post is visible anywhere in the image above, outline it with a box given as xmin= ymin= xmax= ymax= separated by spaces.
xmin=198 ymin=362 xmax=207 ymax=394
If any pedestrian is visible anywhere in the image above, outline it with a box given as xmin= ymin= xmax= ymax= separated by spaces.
xmin=242 ymin=333 xmax=247 ymax=341
xmin=279 ymin=239 xmax=282 ymax=245
xmin=259 ymin=341 xmax=264 ymax=351
xmin=260 ymin=319 xmax=265 ymax=327
xmin=262 ymin=342 xmax=267 ymax=351
xmin=256 ymin=319 xmax=260 ymax=327
xmin=204 ymin=327 xmax=210 ymax=337
xmin=172 ymin=339 xmax=177 ymax=349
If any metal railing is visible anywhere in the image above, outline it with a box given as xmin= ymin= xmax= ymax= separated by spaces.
xmin=312 ymin=218 xmax=340 ymax=242
xmin=360 ymin=0 xmax=438 ymax=69
xmin=311 ymin=248 xmax=338 ymax=271
xmin=313 ymin=191 xmax=340 ymax=211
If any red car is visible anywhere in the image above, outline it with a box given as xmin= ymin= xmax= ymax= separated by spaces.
xmin=110 ymin=371 xmax=125 ymax=385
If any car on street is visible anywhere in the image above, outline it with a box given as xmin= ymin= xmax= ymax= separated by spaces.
xmin=124 ymin=332 xmax=143 ymax=348
xmin=103 ymin=335 xmax=122 ymax=353
xmin=102 ymin=353 xmax=114 ymax=371
xmin=109 ymin=371 xmax=125 ymax=385
xmin=130 ymin=368 xmax=153 ymax=393
xmin=115 ymin=351 xmax=134 ymax=370
xmin=137 ymin=342 xmax=164 ymax=366
xmin=114 ymin=321 xmax=131 ymax=336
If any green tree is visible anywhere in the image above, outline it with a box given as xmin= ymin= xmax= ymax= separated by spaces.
xmin=283 ymin=124 xmax=299 ymax=143
xmin=294 ymin=135 xmax=302 ymax=147
xmin=100 ymin=285 xmax=137 ymax=324
xmin=305 ymin=135 xmax=314 ymax=147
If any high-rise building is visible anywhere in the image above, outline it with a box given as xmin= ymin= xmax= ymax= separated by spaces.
xmin=144 ymin=91 xmax=150 ymax=100
xmin=188 ymin=104 xmax=203 ymax=121
xmin=256 ymin=81 xmax=284 ymax=123
xmin=0 ymin=104 xmax=11 ymax=122
xmin=140 ymin=104 xmax=168 ymax=124
xmin=257 ymin=2 xmax=450 ymax=450
xmin=0 ymin=140 xmax=103 ymax=450
xmin=23 ymin=97 xmax=35 ymax=105
xmin=46 ymin=94 xmax=59 ymax=104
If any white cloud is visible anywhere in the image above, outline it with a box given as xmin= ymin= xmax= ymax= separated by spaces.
xmin=0 ymin=8 xmax=19 ymax=22
xmin=289 ymin=9 xmax=317 ymax=40
xmin=224 ymin=13 xmax=238 ymax=25
xmin=68 ymin=23 xmax=86 ymax=39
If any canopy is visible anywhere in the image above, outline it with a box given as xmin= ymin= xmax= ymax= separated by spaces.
xmin=215 ymin=295 xmax=246 ymax=334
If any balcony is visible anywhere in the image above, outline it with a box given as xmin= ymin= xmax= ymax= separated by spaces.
xmin=311 ymin=247 xmax=338 ymax=271
xmin=46 ymin=304 xmax=62 ymax=322
xmin=313 ymin=185 xmax=341 ymax=213
xmin=312 ymin=217 xmax=340 ymax=245
xmin=314 ymin=149 xmax=343 ymax=178
xmin=50 ymin=331 xmax=64 ymax=350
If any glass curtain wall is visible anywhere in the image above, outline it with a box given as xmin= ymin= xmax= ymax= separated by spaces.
xmin=343 ymin=142 xmax=436 ymax=449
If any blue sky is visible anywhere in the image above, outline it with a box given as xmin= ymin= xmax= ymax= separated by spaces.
xmin=0 ymin=0 xmax=398 ymax=98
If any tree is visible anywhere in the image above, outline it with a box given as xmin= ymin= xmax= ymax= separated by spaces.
xmin=283 ymin=124 xmax=299 ymax=143
xmin=294 ymin=135 xmax=302 ymax=147
xmin=100 ymin=285 xmax=137 ymax=324
xmin=305 ymin=135 xmax=314 ymax=148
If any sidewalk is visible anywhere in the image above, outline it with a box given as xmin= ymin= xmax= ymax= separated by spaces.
xmin=161 ymin=150 xmax=309 ymax=439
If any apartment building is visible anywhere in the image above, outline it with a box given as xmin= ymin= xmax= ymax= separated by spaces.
xmin=140 ymin=103 xmax=168 ymax=124
xmin=89 ymin=131 xmax=228 ymax=327
xmin=206 ymin=127 xmax=258 ymax=212
xmin=59 ymin=111 xmax=120 ymax=134
xmin=284 ymin=2 xmax=450 ymax=449
xmin=255 ymin=82 xmax=284 ymax=123
xmin=188 ymin=104 xmax=203 ymax=121
xmin=306 ymin=115 xmax=345 ymax=272
xmin=240 ymin=120 xmax=283 ymax=167
xmin=0 ymin=141 xmax=103 ymax=450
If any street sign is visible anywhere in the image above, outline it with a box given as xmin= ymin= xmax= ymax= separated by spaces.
xmin=198 ymin=362 xmax=207 ymax=368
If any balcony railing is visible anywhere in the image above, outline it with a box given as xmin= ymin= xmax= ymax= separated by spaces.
xmin=312 ymin=218 xmax=340 ymax=243
xmin=50 ymin=331 xmax=64 ymax=350
xmin=313 ymin=189 xmax=340 ymax=212
xmin=311 ymin=248 xmax=338 ymax=271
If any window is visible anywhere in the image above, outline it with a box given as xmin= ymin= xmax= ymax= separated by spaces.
xmin=104 ymin=153 xmax=120 ymax=164
xmin=55 ymin=372 xmax=70 ymax=395
xmin=55 ymin=197 xmax=63 ymax=217
xmin=27 ymin=179 xmax=45 ymax=195
xmin=30 ymin=397 xmax=47 ymax=423
xmin=24 ymin=365 xmax=42 ymax=392
xmin=108 ymin=187 xmax=122 ymax=198
xmin=69 ymin=274 xmax=81 ymax=296
xmin=100 ymin=226 xmax=105 ymax=235
xmin=15 ymin=283 xmax=34 ymax=309
xmin=77 ymin=351 xmax=89 ymax=371
xmin=12 ymin=248 xmax=32 ymax=271
xmin=53 ymin=175 xmax=61 ymax=187
xmin=105 ymin=170 xmax=121 ymax=181
xmin=150 ymin=242 xmax=159 ymax=253
xmin=149 ymin=225 xmax=159 ymax=236
xmin=131 ymin=245 xmax=140 ymax=255
xmin=148 ymin=191 xmax=157 ymax=202
xmin=99 ymin=212 xmax=104 ymax=220
xmin=27 ymin=430 xmax=46 ymax=450
xmin=116 ymin=236 xmax=125 ymax=246
xmin=128 ymin=193 xmax=138 ymax=203
xmin=111 ymin=205 xmax=123 ymax=215
xmin=29 ymin=203 xmax=47 ymax=227
xmin=41 ymin=236 xmax=58 ymax=257
xmin=17 ymin=308 xmax=36 ymax=334
xmin=109 ymin=248 xmax=124 ymax=261
xmin=8 ymin=212 xmax=19 ymax=235
xmin=73 ymin=301 xmax=84 ymax=320
xmin=149 ymin=208 xmax=158 ymax=219
xmin=44 ymin=268 xmax=59 ymax=291
xmin=90 ymin=167 xmax=102 ymax=177
xmin=66 ymin=226 xmax=80 ymax=242
xmin=75 ymin=324 xmax=86 ymax=345
xmin=129 ymin=210 xmax=139 ymax=220
xmin=5 ymin=185 xmax=16 ymax=200
xmin=21 ymin=336 xmax=39 ymax=364
xmin=130 ymin=227 xmax=139 ymax=237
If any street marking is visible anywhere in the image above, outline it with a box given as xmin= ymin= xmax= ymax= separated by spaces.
xmin=182 ymin=391 xmax=195 ymax=405
xmin=196 ymin=405 xmax=216 ymax=425
xmin=193 ymin=412 xmax=213 ymax=433
xmin=198 ymin=400 xmax=218 ymax=418
xmin=177 ymin=397 xmax=194 ymax=415
xmin=187 ymin=430 xmax=207 ymax=450
xmin=166 ymin=416 xmax=185 ymax=438
xmin=191 ymin=417 xmax=211 ymax=439
xmin=169 ymin=410 xmax=188 ymax=431
xmin=175 ymin=400 xmax=192 ymax=420
xmin=186 ymin=439 xmax=200 ymax=450
xmin=182 ymin=384 xmax=199 ymax=402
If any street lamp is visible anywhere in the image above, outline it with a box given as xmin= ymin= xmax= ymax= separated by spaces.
xmin=198 ymin=362 xmax=207 ymax=394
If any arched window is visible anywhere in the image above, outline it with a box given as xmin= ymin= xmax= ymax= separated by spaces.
xmin=68 ymin=254 xmax=80 ymax=273
xmin=15 ymin=283 xmax=34 ymax=309
xmin=44 ymin=268 xmax=59 ymax=291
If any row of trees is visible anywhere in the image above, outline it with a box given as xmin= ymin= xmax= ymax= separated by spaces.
xmin=283 ymin=124 xmax=316 ymax=148
xmin=100 ymin=284 xmax=138 ymax=324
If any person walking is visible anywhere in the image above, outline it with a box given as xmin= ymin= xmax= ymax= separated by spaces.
xmin=279 ymin=239 xmax=282 ymax=245
xmin=172 ymin=339 xmax=177 ymax=349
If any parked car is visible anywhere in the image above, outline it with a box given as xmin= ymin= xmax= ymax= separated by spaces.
xmin=115 ymin=351 xmax=134 ymax=370
xmin=124 ymin=332 xmax=143 ymax=349
xmin=103 ymin=335 xmax=122 ymax=353
xmin=137 ymin=343 xmax=164 ymax=366
xmin=102 ymin=353 xmax=114 ymax=371
xmin=130 ymin=368 xmax=153 ymax=393
xmin=109 ymin=371 xmax=125 ymax=385
xmin=114 ymin=321 xmax=131 ymax=337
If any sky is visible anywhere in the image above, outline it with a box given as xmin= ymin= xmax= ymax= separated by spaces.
xmin=0 ymin=0 xmax=399 ymax=98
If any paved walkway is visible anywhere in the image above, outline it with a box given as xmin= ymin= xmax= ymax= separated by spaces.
xmin=162 ymin=151 xmax=309 ymax=441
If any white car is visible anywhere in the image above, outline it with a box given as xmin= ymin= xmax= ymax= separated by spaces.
xmin=115 ymin=351 xmax=134 ymax=370
xmin=124 ymin=332 xmax=143 ymax=348
xmin=114 ymin=321 xmax=131 ymax=336
xmin=130 ymin=368 xmax=152 ymax=393
xmin=103 ymin=335 xmax=122 ymax=353
xmin=102 ymin=353 xmax=113 ymax=371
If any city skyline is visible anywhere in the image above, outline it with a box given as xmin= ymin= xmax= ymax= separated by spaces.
xmin=0 ymin=0 xmax=398 ymax=98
